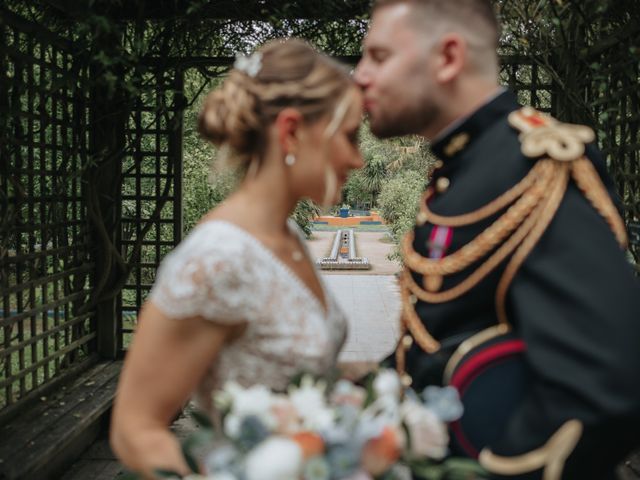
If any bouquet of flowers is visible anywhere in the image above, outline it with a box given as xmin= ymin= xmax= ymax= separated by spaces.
xmin=132 ymin=370 xmax=487 ymax=480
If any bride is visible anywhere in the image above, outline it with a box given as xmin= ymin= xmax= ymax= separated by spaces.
xmin=110 ymin=38 xmax=364 ymax=477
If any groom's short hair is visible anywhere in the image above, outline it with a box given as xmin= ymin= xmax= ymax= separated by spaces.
xmin=373 ymin=0 xmax=500 ymax=48
xmin=372 ymin=0 xmax=500 ymax=75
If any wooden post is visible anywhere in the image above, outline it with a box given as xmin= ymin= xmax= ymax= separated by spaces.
xmin=86 ymin=22 xmax=127 ymax=360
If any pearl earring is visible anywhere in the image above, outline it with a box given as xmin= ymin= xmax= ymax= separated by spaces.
xmin=285 ymin=153 xmax=296 ymax=166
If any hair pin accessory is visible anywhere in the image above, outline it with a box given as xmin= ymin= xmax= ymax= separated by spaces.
xmin=234 ymin=51 xmax=263 ymax=77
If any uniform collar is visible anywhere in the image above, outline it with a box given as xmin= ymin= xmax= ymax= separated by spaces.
xmin=431 ymin=90 xmax=520 ymax=163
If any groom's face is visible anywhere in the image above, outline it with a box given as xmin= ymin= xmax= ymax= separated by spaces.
xmin=355 ymin=4 xmax=440 ymax=138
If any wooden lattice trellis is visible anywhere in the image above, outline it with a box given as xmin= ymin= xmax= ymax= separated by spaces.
xmin=118 ymin=69 xmax=184 ymax=351
xmin=500 ymin=55 xmax=554 ymax=113
xmin=0 ymin=8 xmax=95 ymax=421
xmin=591 ymin=50 xmax=640 ymax=265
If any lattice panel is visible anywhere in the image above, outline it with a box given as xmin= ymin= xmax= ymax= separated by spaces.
xmin=500 ymin=53 xmax=639 ymax=268
xmin=0 ymin=10 xmax=94 ymax=417
xmin=591 ymin=59 xmax=640 ymax=265
xmin=118 ymin=70 xmax=184 ymax=351
xmin=500 ymin=55 xmax=554 ymax=113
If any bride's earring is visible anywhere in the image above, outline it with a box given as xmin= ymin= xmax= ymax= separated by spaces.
xmin=285 ymin=153 xmax=296 ymax=166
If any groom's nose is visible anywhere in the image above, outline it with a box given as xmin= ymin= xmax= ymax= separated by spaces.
xmin=353 ymin=60 xmax=371 ymax=89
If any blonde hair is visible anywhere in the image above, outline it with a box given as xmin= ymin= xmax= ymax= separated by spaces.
xmin=198 ymin=38 xmax=354 ymax=172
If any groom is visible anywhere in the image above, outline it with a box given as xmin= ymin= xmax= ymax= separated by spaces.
xmin=355 ymin=0 xmax=640 ymax=478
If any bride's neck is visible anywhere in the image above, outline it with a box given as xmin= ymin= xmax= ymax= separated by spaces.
xmin=233 ymin=168 xmax=298 ymax=236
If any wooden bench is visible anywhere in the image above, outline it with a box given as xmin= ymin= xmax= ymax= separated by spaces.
xmin=0 ymin=361 xmax=122 ymax=480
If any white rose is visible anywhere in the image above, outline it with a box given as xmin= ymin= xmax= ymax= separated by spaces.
xmin=401 ymin=400 xmax=449 ymax=460
xmin=228 ymin=383 xmax=274 ymax=417
xmin=220 ymin=382 xmax=276 ymax=436
xmin=288 ymin=378 xmax=334 ymax=430
xmin=373 ymin=370 xmax=401 ymax=401
xmin=244 ymin=437 xmax=303 ymax=480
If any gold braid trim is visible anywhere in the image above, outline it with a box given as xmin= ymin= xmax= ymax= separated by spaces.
xmin=571 ymin=158 xmax=628 ymax=248
xmin=395 ymin=314 xmax=408 ymax=376
xmin=403 ymin=196 xmax=544 ymax=304
xmin=395 ymin=152 xmax=628 ymax=377
xmin=478 ymin=419 xmax=583 ymax=480
xmin=418 ymin=158 xmax=546 ymax=227
xmin=495 ymin=162 xmax=571 ymax=324
xmin=400 ymin=278 xmax=441 ymax=353
xmin=394 ymin=108 xmax=627 ymax=378
xmin=403 ymin=160 xmax=555 ymax=278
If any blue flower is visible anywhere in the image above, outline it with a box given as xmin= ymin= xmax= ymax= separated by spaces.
xmin=203 ymin=440 xmax=241 ymax=475
xmin=421 ymin=386 xmax=463 ymax=422
xmin=237 ymin=415 xmax=270 ymax=451
xmin=326 ymin=443 xmax=361 ymax=480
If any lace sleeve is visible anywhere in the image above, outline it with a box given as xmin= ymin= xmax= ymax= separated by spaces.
xmin=148 ymin=222 xmax=260 ymax=324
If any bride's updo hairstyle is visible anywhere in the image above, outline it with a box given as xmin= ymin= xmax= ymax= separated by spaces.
xmin=198 ymin=39 xmax=354 ymax=172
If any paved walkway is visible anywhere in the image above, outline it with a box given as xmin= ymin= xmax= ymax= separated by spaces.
xmin=308 ymin=229 xmax=402 ymax=362
xmin=328 ymin=274 xmax=401 ymax=363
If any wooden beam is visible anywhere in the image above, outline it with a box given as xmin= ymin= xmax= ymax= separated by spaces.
xmin=40 ymin=0 xmax=370 ymax=21
xmin=139 ymin=54 xmax=362 ymax=68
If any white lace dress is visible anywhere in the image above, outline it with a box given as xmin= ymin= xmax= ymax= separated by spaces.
xmin=148 ymin=219 xmax=347 ymax=413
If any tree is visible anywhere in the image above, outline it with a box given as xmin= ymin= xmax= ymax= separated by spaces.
xmin=361 ymin=153 xmax=389 ymax=207
xmin=377 ymin=170 xmax=426 ymax=259
xmin=343 ymin=170 xmax=370 ymax=209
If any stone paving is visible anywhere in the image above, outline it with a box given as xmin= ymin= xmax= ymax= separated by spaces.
xmin=307 ymin=229 xmax=403 ymax=363
xmin=329 ymin=274 xmax=401 ymax=363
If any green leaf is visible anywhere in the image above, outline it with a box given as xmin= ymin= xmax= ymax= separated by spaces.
xmin=116 ymin=471 xmax=143 ymax=480
xmin=190 ymin=409 xmax=214 ymax=429
xmin=180 ymin=427 xmax=216 ymax=473
xmin=408 ymin=457 xmax=490 ymax=480
xmin=181 ymin=444 xmax=201 ymax=476
xmin=153 ymin=468 xmax=183 ymax=478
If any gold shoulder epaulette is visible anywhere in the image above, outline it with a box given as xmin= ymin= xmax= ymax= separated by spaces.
xmin=508 ymin=107 xmax=595 ymax=162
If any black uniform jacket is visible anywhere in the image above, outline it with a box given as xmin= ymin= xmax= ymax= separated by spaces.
xmin=396 ymin=90 xmax=640 ymax=479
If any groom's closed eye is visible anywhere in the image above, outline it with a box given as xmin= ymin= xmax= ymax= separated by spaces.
xmin=367 ymin=47 xmax=391 ymax=63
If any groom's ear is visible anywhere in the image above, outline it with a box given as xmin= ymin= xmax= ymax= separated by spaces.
xmin=434 ymin=32 xmax=467 ymax=84
xmin=275 ymin=108 xmax=304 ymax=153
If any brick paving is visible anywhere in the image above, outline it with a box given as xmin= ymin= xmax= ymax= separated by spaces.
xmin=329 ymin=275 xmax=401 ymax=363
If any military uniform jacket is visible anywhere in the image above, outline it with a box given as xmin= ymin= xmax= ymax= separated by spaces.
xmin=394 ymin=90 xmax=640 ymax=479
